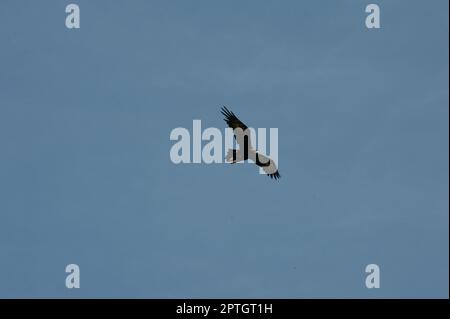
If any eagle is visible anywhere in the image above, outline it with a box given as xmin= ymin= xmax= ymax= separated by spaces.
xmin=221 ymin=106 xmax=281 ymax=180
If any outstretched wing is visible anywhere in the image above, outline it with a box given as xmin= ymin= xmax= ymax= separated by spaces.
xmin=249 ymin=150 xmax=281 ymax=180
xmin=221 ymin=106 xmax=253 ymax=150
xmin=220 ymin=106 xmax=248 ymax=131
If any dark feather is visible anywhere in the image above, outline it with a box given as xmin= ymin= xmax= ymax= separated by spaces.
xmin=221 ymin=106 xmax=248 ymax=131
xmin=268 ymin=171 xmax=281 ymax=180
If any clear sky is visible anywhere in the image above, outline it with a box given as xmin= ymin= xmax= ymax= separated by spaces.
xmin=0 ymin=0 xmax=448 ymax=298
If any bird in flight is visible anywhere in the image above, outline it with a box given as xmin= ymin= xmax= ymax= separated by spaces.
xmin=221 ymin=106 xmax=281 ymax=180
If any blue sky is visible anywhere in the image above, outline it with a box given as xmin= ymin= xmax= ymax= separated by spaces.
xmin=0 ymin=0 xmax=448 ymax=298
